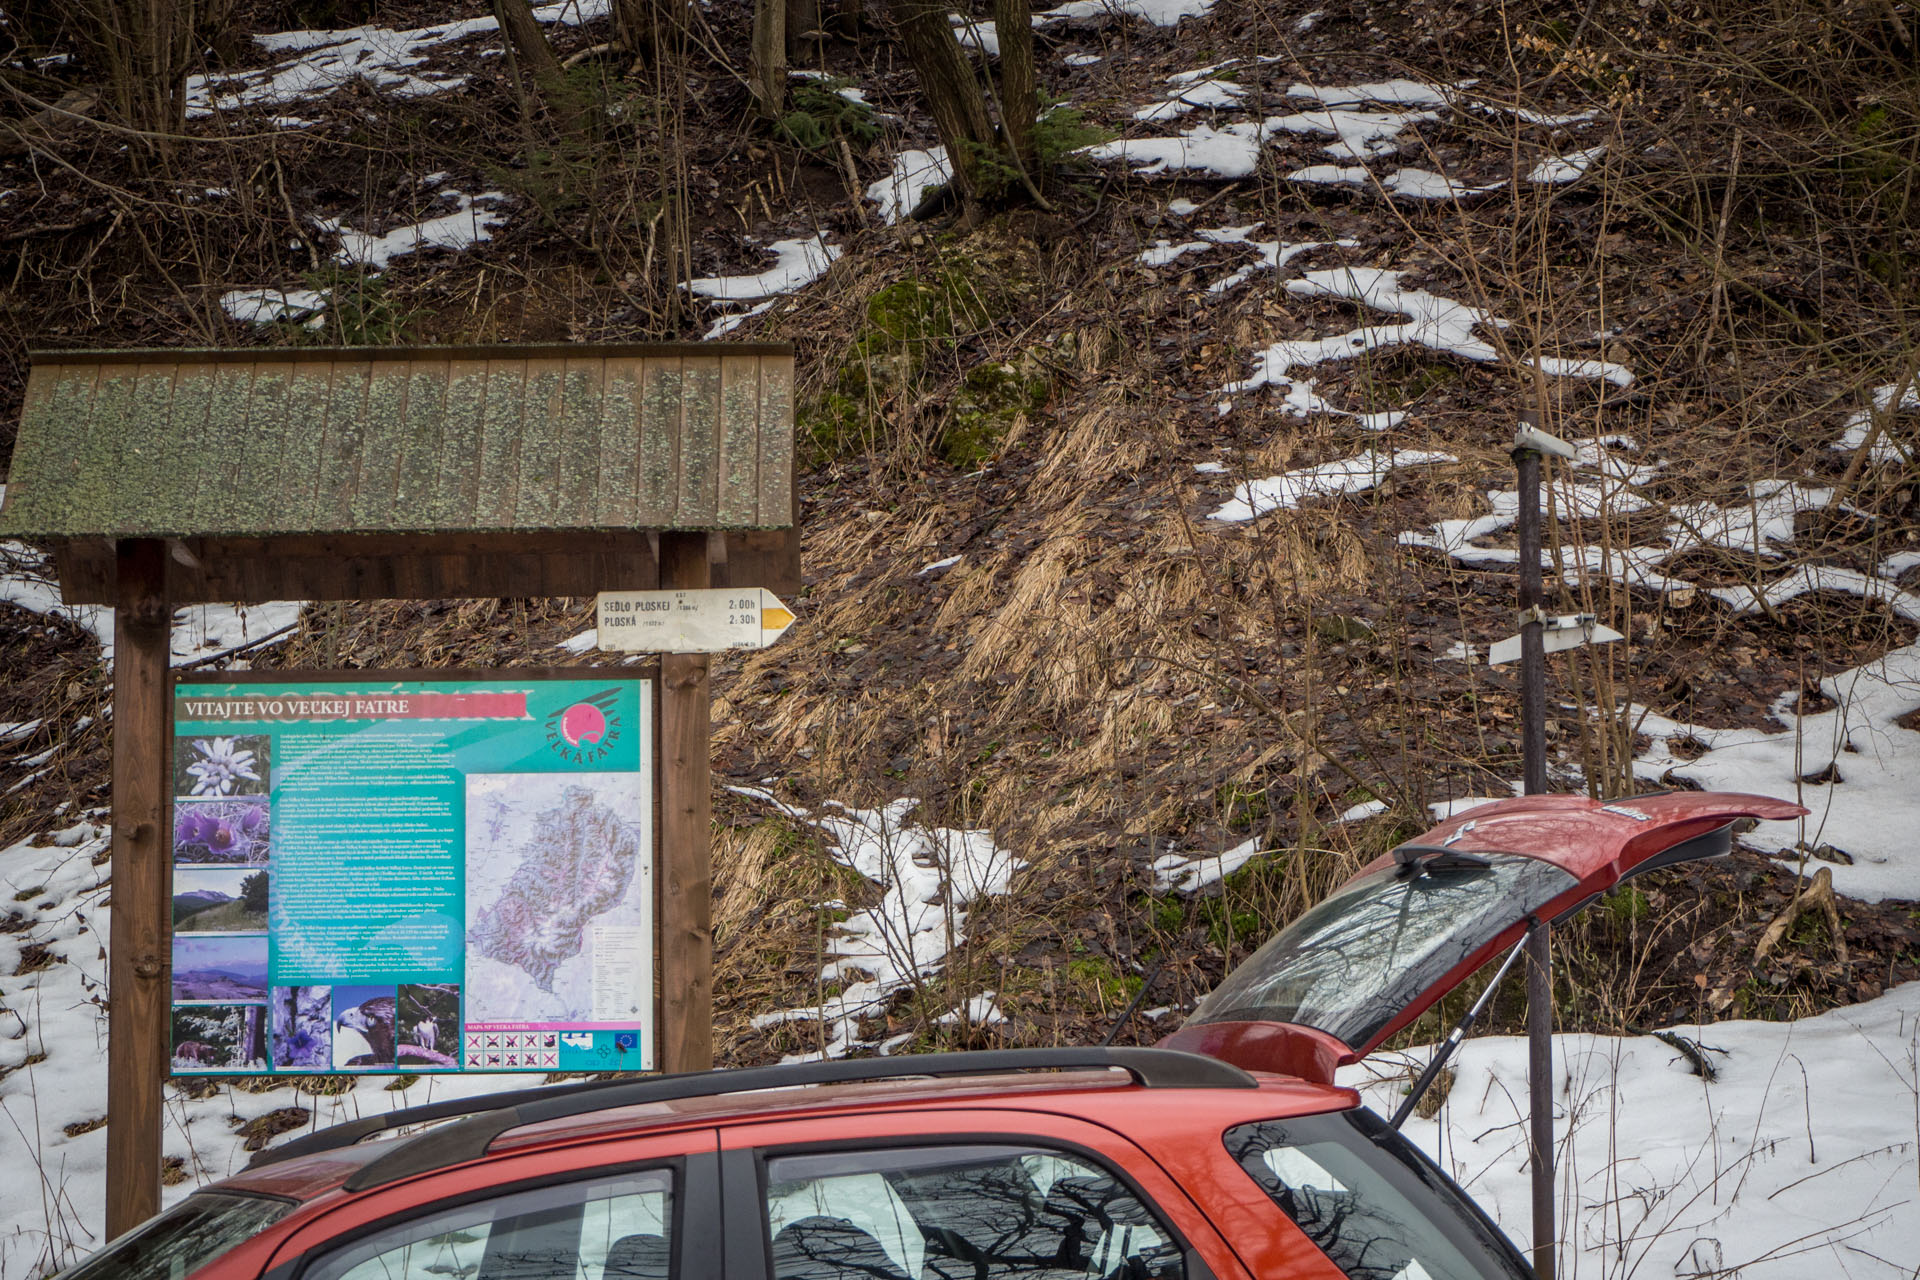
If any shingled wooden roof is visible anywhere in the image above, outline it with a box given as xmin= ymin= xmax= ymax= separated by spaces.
xmin=0 ymin=343 xmax=795 ymax=540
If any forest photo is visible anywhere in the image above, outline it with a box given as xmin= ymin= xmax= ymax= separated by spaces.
xmin=171 ymin=1005 xmax=267 ymax=1073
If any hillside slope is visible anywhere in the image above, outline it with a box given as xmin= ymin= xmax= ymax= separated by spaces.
xmin=1 ymin=0 xmax=1919 ymax=1274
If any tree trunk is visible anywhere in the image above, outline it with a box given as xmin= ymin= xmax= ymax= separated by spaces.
xmin=787 ymin=0 xmax=822 ymax=57
xmin=885 ymin=0 xmax=998 ymax=215
xmin=750 ymin=0 xmax=788 ymax=118
xmin=612 ymin=0 xmax=689 ymax=63
xmin=827 ymin=0 xmax=864 ymax=39
xmin=72 ymin=0 xmax=200 ymax=162
xmin=991 ymin=0 xmax=1038 ymax=180
xmin=492 ymin=0 xmax=575 ymax=122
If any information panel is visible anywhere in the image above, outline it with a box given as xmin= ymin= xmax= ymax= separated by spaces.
xmin=167 ymin=675 xmax=653 ymax=1076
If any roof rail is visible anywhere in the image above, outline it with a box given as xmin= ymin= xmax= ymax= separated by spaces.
xmin=251 ymin=1047 xmax=1255 ymax=1188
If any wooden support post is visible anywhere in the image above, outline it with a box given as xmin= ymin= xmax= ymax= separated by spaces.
xmin=106 ymin=538 xmax=170 ymax=1237
xmin=657 ymin=532 xmax=713 ymax=1073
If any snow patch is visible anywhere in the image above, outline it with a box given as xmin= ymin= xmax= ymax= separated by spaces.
xmin=1529 ymin=145 xmax=1606 ymax=184
xmin=187 ymin=0 xmax=609 ymax=116
xmin=737 ymin=794 xmax=1023 ymax=1061
xmin=1208 ymin=449 xmax=1455 ymax=522
xmin=686 ymin=234 xmax=840 ymax=301
xmin=1132 ymin=77 xmax=1246 ymax=122
xmin=1219 ymin=268 xmax=1634 ymax=421
xmin=1287 ymin=80 xmax=1458 ymax=110
xmin=938 ymin=992 xmax=1007 ymax=1025
xmin=1152 ymin=837 xmax=1264 ymax=893
xmin=1037 ymin=0 xmax=1217 ymax=25
xmin=1632 ymin=640 xmax=1920 ymax=901
xmin=1833 ymin=379 xmax=1919 ymax=463
xmin=1080 ymin=121 xmax=1269 ymax=178
xmin=868 ymin=148 xmax=954 ymax=224
xmin=219 ymin=287 xmax=329 ymax=325
xmin=315 ymin=188 xmax=509 ymax=270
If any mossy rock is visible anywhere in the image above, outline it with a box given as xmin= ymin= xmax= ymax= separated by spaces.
xmin=799 ymin=390 xmax=881 ymax=466
xmin=939 ymin=357 xmax=1051 ymax=469
xmin=807 ymin=245 xmax=1033 ymax=468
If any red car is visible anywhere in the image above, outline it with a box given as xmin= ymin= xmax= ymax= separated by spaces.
xmin=66 ymin=792 xmax=1801 ymax=1280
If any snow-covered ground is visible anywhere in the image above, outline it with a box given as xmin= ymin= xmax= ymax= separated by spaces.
xmin=0 ymin=539 xmax=302 ymax=667
xmin=0 ymin=820 xmax=551 ymax=1278
xmin=730 ymin=790 xmax=1024 ymax=1061
xmin=1349 ymin=987 xmax=1920 ymax=1280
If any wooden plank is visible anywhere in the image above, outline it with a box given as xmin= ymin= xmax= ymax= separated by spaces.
xmin=721 ymin=528 xmax=801 ymax=597
xmin=677 ymin=359 xmax=721 ymax=525
xmin=60 ymin=531 xmax=663 ymax=605
xmin=473 ymin=359 xmax=526 ymax=530
xmin=104 ymin=538 xmax=170 ymax=1236
xmin=316 ymin=360 xmax=373 ymax=532
xmin=556 ymin=357 xmax=605 ymax=524
xmin=757 ymin=355 xmax=795 ymax=525
xmin=51 ymin=540 xmax=114 ymax=603
xmin=5 ymin=361 xmax=71 ymax=505
xmin=715 ymin=355 xmax=760 ymax=526
xmin=393 ymin=360 xmax=451 ymax=529
xmin=597 ymin=357 xmax=645 ymax=527
xmin=3 ymin=343 xmax=802 ymax=540
xmin=26 ymin=361 xmax=104 ymax=532
xmin=637 ymin=358 xmax=683 ymax=527
xmin=34 ymin=341 xmax=793 ymax=367
xmin=274 ymin=361 xmax=336 ymax=532
xmin=109 ymin=365 xmax=181 ymax=536
xmin=657 ymin=531 xmax=712 ymax=1074
xmin=512 ymin=357 xmax=568 ymax=527
xmin=351 ymin=360 xmax=413 ymax=529
xmin=436 ymin=358 xmax=491 ymax=529
xmin=216 ymin=362 xmax=284 ymax=532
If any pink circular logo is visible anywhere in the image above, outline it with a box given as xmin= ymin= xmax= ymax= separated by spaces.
xmin=559 ymin=703 xmax=607 ymax=747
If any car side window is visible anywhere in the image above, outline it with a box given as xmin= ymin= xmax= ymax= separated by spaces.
xmin=761 ymin=1144 xmax=1182 ymax=1280
xmin=303 ymin=1169 xmax=673 ymax=1280
xmin=1224 ymin=1115 xmax=1530 ymax=1280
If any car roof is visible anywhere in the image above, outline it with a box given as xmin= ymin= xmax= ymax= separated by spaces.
xmin=212 ymin=1054 xmax=1355 ymax=1204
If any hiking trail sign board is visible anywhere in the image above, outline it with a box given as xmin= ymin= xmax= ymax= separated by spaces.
xmin=168 ymin=675 xmax=654 ymax=1077
xmin=0 ymin=342 xmax=797 ymax=1235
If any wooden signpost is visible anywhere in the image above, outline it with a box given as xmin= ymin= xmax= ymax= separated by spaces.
xmin=0 ymin=343 xmax=799 ymax=1236
xmin=596 ymin=586 xmax=797 ymax=652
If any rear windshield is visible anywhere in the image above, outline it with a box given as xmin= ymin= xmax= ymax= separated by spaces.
xmin=1226 ymin=1111 xmax=1531 ymax=1280
xmin=1187 ymin=853 xmax=1574 ymax=1050
xmin=56 ymin=1192 xmax=292 ymax=1280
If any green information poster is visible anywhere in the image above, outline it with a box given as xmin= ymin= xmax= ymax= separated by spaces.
xmin=167 ymin=675 xmax=653 ymax=1077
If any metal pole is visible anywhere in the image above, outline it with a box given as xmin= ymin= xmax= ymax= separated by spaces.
xmin=1513 ymin=412 xmax=1555 ymax=1280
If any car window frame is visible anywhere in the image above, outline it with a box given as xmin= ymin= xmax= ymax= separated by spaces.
xmin=260 ymin=1138 xmax=721 ymax=1280
xmin=724 ymin=1129 xmax=1219 ymax=1280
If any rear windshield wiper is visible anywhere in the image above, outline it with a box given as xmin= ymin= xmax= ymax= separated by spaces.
xmin=1391 ymin=845 xmax=1493 ymax=877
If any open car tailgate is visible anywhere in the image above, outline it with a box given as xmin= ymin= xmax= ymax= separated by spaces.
xmin=1161 ymin=792 xmax=1806 ymax=1080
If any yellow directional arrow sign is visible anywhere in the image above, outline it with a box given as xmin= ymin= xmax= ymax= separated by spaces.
xmin=594 ymin=588 xmax=797 ymax=653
